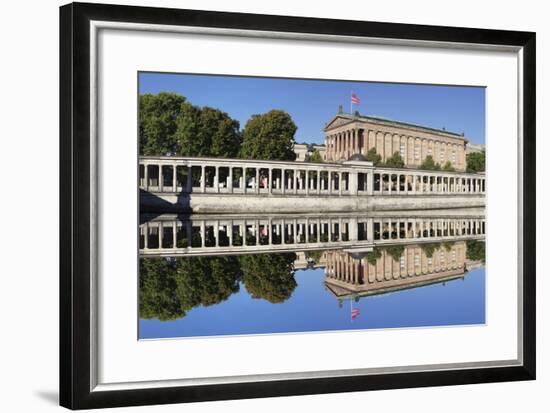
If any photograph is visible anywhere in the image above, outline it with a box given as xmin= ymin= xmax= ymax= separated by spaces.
xmin=137 ymin=73 xmax=487 ymax=339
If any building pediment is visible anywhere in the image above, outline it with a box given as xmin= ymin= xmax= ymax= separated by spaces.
xmin=324 ymin=115 xmax=354 ymax=131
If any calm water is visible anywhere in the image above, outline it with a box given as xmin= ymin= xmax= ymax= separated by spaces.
xmin=139 ymin=253 xmax=485 ymax=339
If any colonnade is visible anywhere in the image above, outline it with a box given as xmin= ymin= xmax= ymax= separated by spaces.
xmin=373 ymin=170 xmax=485 ymax=194
xmin=325 ymin=124 xmax=466 ymax=171
xmin=139 ymin=156 xmax=486 ymax=197
xmin=139 ymin=157 xmax=371 ymax=196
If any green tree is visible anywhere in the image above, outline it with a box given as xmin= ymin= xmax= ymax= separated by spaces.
xmin=443 ymin=241 xmax=455 ymax=252
xmin=240 ymin=253 xmax=297 ymax=303
xmin=365 ymin=147 xmax=382 ymax=166
xmin=139 ymin=92 xmax=186 ymax=155
xmin=420 ymin=155 xmax=441 ymax=171
xmin=306 ymin=250 xmax=323 ymax=264
xmin=139 ymin=256 xmax=242 ymax=321
xmin=421 ymin=243 xmax=441 ymax=258
xmin=305 ymin=149 xmax=324 ymax=163
xmin=442 ymin=161 xmax=455 ymax=172
xmin=240 ymin=110 xmax=297 ymax=161
xmin=385 ymin=245 xmax=405 ymax=262
xmin=466 ymin=151 xmax=486 ymax=173
xmin=139 ymin=258 xmax=183 ymax=321
xmin=466 ymin=240 xmax=486 ymax=263
xmin=366 ymin=248 xmax=382 ymax=266
xmin=174 ymin=103 xmax=241 ymax=158
xmin=384 ymin=151 xmax=405 ymax=168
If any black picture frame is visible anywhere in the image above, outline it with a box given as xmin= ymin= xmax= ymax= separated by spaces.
xmin=60 ymin=2 xmax=536 ymax=410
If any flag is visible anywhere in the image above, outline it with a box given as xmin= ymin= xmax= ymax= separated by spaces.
xmin=351 ymin=307 xmax=360 ymax=320
xmin=351 ymin=93 xmax=360 ymax=105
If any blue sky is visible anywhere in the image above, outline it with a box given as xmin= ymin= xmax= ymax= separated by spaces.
xmin=139 ymin=72 xmax=486 ymax=145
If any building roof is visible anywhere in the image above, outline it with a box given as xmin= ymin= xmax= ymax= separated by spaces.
xmin=324 ymin=113 xmax=466 ymax=140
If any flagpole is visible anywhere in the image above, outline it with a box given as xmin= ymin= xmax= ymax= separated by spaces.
xmin=350 ymin=91 xmax=352 ymax=114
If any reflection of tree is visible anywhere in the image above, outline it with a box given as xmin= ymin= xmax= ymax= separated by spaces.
xmin=240 ymin=253 xmax=297 ymax=303
xmin=139 ymin=256 xmax=241 ymax=321
xmin=140 ymin=258 xmax=183 ymax=321
xmin=140 ymin=253 xmax=300 ymax=320
xmin=366 ymin=248 xmax=382 ymax=265
xmin=466 ymin=240 xmax=485 ymax=263
xmin=176 ymin=256 xmax=242 ymax=308
xmin=306 ymin=250 xmax=323 ymax=264
xmin=421 ymin=243 xmax=440 ymax=258
xmin=385 ymin=245 xmax=404 ymax=261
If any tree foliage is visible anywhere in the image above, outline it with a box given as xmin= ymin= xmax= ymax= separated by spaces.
xmin=420 ymin=155 xmax=441 ymax=171
xmin=366 ymin=248 xmax=382 ymax=266
xmin=365 ymin=147 xmax=382 ymax=166
xmin=174 ymin=103 xmax=241 ymax=158
xmin=139 ymin=93 xmax=186 ymax=155
xmin=421 ymin=243 xmax=440 ymax=258
xmin=385 ymin=245 xmax=405 ymax=262
xmin=466 ymin=240 xmax=486 ymax=263
xmin=305 ymin=149 xmax=324 ymax=163
xmin=240 ymin=253 xmax=297 ymax=303
xmin=139 ymin=256 xmax=242 ymax=321
xmin=240 ymin=110 xmax=297 ymax=161
xmin=442 ymin=161 xmax=455 ymax=172
xmin=383 ymin=151 xmax=405 ymax=168
xmin=306 ymin=250 xmax=323 ymax=264
xmin=466 ymin=151 xmax=486 ymax=173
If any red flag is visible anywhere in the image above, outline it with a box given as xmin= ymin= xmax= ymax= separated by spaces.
xmin=351 ymin=93 xmax=360 ymax=105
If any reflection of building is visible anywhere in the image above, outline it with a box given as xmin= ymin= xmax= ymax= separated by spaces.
xmin=324 ymin=112 xmax=467 ymax=171
xmin=293 ymin=143 xmax=326 ymax=162
xmin=324 ymin=242 xmax=470 ymax=298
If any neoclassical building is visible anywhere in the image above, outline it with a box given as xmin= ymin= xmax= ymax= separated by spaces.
xmin=324 ymin=113 xmax=468 ymax=172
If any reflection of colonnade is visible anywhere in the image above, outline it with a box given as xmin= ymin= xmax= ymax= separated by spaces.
xmin=139 ymin=215 xmax=485 ymax=257
xmin=324 ymin=242 xmax=470 ymax=298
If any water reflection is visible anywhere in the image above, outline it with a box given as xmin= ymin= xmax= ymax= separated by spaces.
xmin=139 ymin=211 xmax=485 ymax=337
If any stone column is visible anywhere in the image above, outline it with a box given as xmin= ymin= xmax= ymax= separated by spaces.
xmin=200 ymin=166 xmax=206 ymax=193
xmin=268 ymin=168 xmax=272 ymax=193
xmin=338 ymin=172 xmax=343 ymax=195
xmin=214 ymin=166 xmax=219 ymax=193
xmin=317 ymin=170 xmax=321 ymax=194
xmin=172 ymin=165 xmax=177 ymax=192
xmin=143 ymin=164 xmax=149 ymax=190
xmin=305 ymin=170 xmax=309 ymax=195
xmin=255 ymin=168 xmax=260 ymax=194
xmin=228 ymin=167 xmax=233 ymax=193
xmin=186 ymin=166 xmax=192 ymax=192
xmin=241 ymin=167 xmax=246 ymax=192
xmin=159 ymin=165 xmax=164 ymax=192
xmin=200 ymin=221 xmax=206 ymax=247
xmin=281 ymin=169 xmax=286 ymax=194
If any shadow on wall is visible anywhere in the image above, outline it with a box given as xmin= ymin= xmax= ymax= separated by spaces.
xmin=139 ymin=188 xmax=191 ymax=215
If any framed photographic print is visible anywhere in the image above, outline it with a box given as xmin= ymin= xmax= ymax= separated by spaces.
xmin=59 ymin=2 xmax=536 ymax=409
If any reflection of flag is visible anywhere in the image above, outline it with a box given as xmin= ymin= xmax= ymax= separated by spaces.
xmin=261 ymin=226 xmax=268 ymax=236
xmin=351 ymin=307 xmax=360 ymax=320
xmin=351 ymin=93 xmax=360 ymax=105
